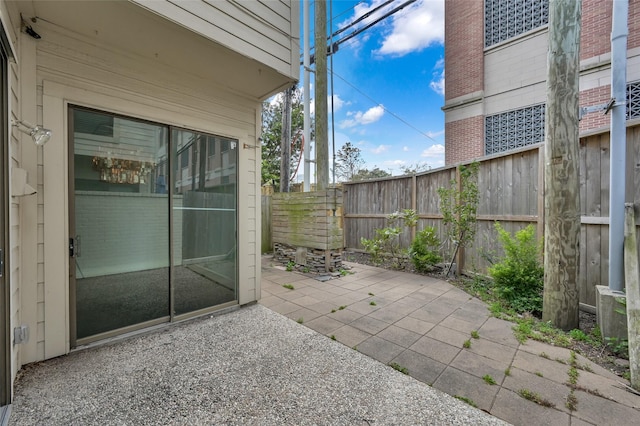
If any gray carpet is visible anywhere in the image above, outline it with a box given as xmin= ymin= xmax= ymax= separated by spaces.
xmin=76 ymin=265 xmax=235 ymax=339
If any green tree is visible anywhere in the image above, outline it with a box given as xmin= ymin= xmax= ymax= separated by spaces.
xmin=352 ymin=167 xmax=391 ymax=181
xmin=401 ymin=163 xmax=431 ymax=175
xmin=261 ymin=86 xmax=311 ymax=189
xmin=334 ymin=142 xmax=364 ymax=182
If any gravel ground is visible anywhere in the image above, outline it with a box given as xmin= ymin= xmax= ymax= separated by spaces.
xmin=10 ymin=305 xmax=506 ymax=426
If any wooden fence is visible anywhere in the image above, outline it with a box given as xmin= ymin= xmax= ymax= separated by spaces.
xmin=341 ymin=126 xmax=640 ymax=308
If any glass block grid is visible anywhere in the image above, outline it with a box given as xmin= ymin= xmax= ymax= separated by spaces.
xmin=485 ymin=0 xmax=549 ymax=47
xmin=485 ymin=104 xmax=545 ymax=155
xmin=627 ymin=80 xmax=640 ymax=120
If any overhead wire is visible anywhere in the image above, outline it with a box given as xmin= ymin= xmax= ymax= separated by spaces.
xmin=330 ymin=69 xmax=438 ymax=143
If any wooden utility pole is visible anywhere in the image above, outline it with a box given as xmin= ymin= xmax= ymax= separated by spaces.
xmin=315 ymin=0 xmax=329 ymax=190
xmin=542 ymin=0 xmax=582 ymax=330
xmin=280 ymin=86 xmax=293 ymax=193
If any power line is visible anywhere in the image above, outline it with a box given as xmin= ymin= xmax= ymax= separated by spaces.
xmin=331 ymin=69 xmax=437 ymax=143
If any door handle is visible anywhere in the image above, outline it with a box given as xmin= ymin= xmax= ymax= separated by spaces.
xmin=69 ymin=236 xmax=81 ymax=258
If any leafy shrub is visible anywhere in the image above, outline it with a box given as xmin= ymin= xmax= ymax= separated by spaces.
xmin=409 ymin=226 xmax=442 ymax=272
xmin=488 ymin=223 xmax=544 ymax=315
xmin=361 ymin=209 xmax=417 ymax=265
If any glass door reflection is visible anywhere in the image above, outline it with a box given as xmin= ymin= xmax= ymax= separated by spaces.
xmin=171 ymin=130 xmax=237 ymax=315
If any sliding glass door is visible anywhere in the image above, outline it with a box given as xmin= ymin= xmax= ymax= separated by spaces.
xmin=70 ymin=107 xmax=237 ymax=345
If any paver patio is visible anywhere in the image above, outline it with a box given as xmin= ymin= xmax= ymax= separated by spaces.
xmin=260 ymin=256 xmax=640 ymax=426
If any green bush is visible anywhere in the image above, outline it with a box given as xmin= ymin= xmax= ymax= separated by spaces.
xmin=409 ymin=226 xmax=442 ymax=272
xmin=361 ymin=209 xmax=417 ymax=266
xmin=488 ymin=223 xmax=544 ymax=315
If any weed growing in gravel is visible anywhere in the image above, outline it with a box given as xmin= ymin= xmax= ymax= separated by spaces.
xmin=330 ymin=335 xmax=336 ymax=341
xmin=297 ymin=318 xmax=304 ymax=324
xmin=388 ymin=362 xmax=409 ymax=375
xmin=454 ymin=395 xmax=477 ymax=408
xmin=282 ymin=284 xmax=295 ymax=290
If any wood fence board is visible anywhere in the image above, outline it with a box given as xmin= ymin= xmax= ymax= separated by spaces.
xmin=263 ymin=125 xmax=640 ymax=308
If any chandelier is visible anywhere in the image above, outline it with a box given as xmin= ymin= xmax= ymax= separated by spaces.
xmin=92 ymin=156 xmax=155 ymax=185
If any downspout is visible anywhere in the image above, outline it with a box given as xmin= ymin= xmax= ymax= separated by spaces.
xmin=609 ymin=0 xmax=628 ymax=292
xmin=303 ymin=0 xmax=311 ymax=192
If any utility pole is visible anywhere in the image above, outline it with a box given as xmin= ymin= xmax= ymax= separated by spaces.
xmin=542 ymin=0 xmax=582 ymax=330
xmin=315 ymin=0 xmax=329 ymax=191
xmin=280 ymin=85 xmax=293 ymax=193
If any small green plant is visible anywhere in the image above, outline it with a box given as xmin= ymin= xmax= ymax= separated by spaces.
xmin=297 ymin=318 xmax=304 ymax=324
xmin=534 ymin=372 xmax=543 ymax=378
xmin=302 ymin=266 xmax=310 ymax=273
xmin=388 ymin=362 xmax=409 ymax=374
xmin=488 ymin=223 xmax=544 ymax=315
xmin=282 ymin=284 xmax=295 ymax=290
xmin=338 ymin=305 xmax=347 ymax=310
xmin=569 ymin=329 xmax=590 ymax=342
xmin=454 ymin=395 xmax=477 ymax=408
xmin=471 ymin=330 xmax=479 ymax=339
xmin=605 ymin=336 xmax=629 ymax=357
xmin=339 ymin=268 xmax=352 ymax=276
xmin=331 ymin=309 xmax=336 ymax=313
xmin=409 ymin=226 xmax=442 ymax=272
xmin=370 ymin=301 xmax=377 ymax=306
xmin=286 ymin=261 xmax=296 ymax=272
xmin=504 ymin=367 xmax=511 ymax=376
xmin=360 ymin=209 xmax=417 ymax=267
xmin=566 ymin=391 xmax=578 ymax=411
xmin=539 ymin=352 xmax=550 ymax=359
xmin=482 ymin=374 xmax=496 ymax=385
xmin=463 ymin=339 xmax=471 ymax=349
xmin=517 ymin=389 xmax=555 ymax=408
xmin=437 ymin=162 xmax=480 ymax=276
xmin=330 ymin=335 xmax=336 ymax=341
xmin=368 ymin=292 xmax=375 ymax=296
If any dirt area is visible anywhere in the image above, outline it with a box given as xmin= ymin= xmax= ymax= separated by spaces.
xmin=342 ymin=250 xmax=630 ymax=380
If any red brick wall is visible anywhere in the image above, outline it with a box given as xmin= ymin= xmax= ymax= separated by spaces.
xmin=581 ymin=0 xmax=612 ymax=60
xmin=580 ymin=85 xmax=612 ymax=133
xmin=445 ymin=116 xmax=484 ymax=165
xmin=581 ymin=0 xmax=640 ymax=60
xmin=444 ymin=0 xmax=484 ymax=101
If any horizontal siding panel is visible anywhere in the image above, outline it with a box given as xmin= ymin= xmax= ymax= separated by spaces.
xmin=132 ymin=0 xmax=295 ymax=77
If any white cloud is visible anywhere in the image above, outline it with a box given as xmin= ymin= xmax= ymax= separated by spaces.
xmin=372 ymin=144 xmax=389 ymax=154
xmin=425 ymin=129 xmax=444 ymax=139
xmin=430 ymin=58 xmax=445 ymax=96
xmin=403 ymin=146 xmax=410 ymax=152
xmin=374 ymin=0 xmax=444 ymax=57
xmin=329 ymin=94 xmax=347 ymax=112
xmin=420 ymin=143 xmax=445 ymax=168
xmin=339 ymin=105 xmax=385 ymax=128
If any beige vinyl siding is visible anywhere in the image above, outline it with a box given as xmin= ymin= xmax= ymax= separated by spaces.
xmin=2 ymin=0 xmax=24 ymax=387
xmin=30 ymin=13 xmax=260 ymax=359
xmin=131 ymin=0 xmax=299 ymax=80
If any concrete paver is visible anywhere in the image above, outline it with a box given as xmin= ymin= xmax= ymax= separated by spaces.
xmin=261 ymin=256 xmax=640 ymax=426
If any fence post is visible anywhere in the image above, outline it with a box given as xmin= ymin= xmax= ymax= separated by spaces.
xmin=537 ymin=145 xmax=545 ymax=244
xmin=411 ymin=174 xmax=417 ymax=242
xmin=455 ymin=165 xmax=465 ymax=274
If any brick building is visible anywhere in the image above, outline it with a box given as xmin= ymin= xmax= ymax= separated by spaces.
xmin=443 ymin=0 xmax=640 ymax=165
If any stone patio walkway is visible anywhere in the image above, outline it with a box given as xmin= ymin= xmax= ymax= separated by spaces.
xmin=260 ymin=256 xmax=640 ymax=425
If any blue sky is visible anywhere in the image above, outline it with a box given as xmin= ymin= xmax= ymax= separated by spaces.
xmin=300 ymin=0 xmax=445 ymax=178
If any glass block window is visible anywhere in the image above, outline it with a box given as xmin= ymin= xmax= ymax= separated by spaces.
xmin=485 ymin=104 xmax=546 ymax=155
xmin=627 ymin=81 xmax=640 ymax=120
xmin=485 ymin=0 xmax=549 ymax=47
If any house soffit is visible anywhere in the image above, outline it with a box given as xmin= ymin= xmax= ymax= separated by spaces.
xmin=17 ymin=0 xmax=291 ymax=100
